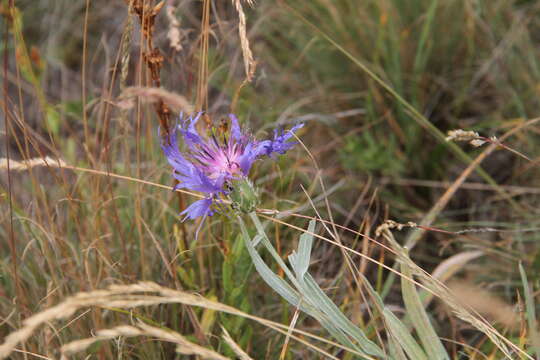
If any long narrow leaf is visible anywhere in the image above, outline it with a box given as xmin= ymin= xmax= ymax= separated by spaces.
xmin=241 ymin=215 xmax=374 ymax=358
xmin=383 ymin=309 xmax=428 ymax=360
xmin=401 ymin=261 xmax=449 ymax=359
xmin=302 ymin=274 xmax=384 ymax=357
xmin=292 ymin=220 xmax=316 ymax=280
xmin=413 ymin=0 xmax=439 ymax=75
xmin=519 ymin=263 xmax=540 ymax=359
xmin=247 ymin=236 xmax=301 ymax=307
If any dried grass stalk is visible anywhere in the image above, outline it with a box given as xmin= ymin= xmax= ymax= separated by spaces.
xmin=61 ymin=322 xmax=227 ymax=359
xmin=166 ymin=4 xmax=182 ymax=51
xmin=117 ymin=86 xmax=193 ymax=114
xmin=420 ymin=251 xmax=484 ymax=307
xmin=0 ymin=282 xmax=247 ymax=359
xmin=375 ymin=219 xmax=417 ymax=237
xmin=232 ymin=0 xmax=256 ymax=82
xmin=381 ymin=229 xmax=527 ymax=359
xmin=120 ymin=2 xmax=134 ymax=92
xmin=0 ymin=282 xmax=203 ymax=358
xmin=0 ymin=282 xmax=338 ymax=359
xmin=0 ymin=156 xmax=66 ymax=171
xmin=221 ymin=326 xmax=253 ymax=360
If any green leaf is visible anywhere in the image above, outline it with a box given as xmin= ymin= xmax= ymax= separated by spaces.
xmin=46 ymin=106 xmax=60 ymax=136
xmin=383 ymin=308 xmax=428 ymax=360
xmin=519 ymin=263 xmax=540 ymax=358
xmin=413 ymin=0 xmax=439 ymax=76
xmin=241 ymin=230 xmax=302 ymax=307
xmin=288 ymin=220 xmax=316 ymax=281
xmin=243 ymin=214 xmax=381 ymax=358
xmin=401 ymin=260 xmax=449 ymax=359
xmin=302 ymin=274 xmax=384 ymax=357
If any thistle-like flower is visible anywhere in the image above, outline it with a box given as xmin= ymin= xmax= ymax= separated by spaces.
xmin=161 ymin=112 xmax=303 ymax=234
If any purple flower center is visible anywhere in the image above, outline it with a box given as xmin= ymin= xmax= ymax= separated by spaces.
xmin=193 ymin=134 xmax=243 ymax=180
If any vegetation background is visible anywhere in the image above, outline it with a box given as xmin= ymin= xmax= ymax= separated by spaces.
xmin=0 ymin=0 xmax=539 ymax=358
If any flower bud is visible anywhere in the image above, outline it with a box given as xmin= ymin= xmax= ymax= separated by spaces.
xmin=228 ymin=178 xmax=259 ymax=213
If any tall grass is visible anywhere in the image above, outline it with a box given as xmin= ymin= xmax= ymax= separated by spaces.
xmin=0 ymin=0 xmax=539 ymax=359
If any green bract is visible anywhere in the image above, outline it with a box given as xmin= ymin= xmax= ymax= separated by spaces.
xmin=228 ymin=178 xmax=259 ymax=214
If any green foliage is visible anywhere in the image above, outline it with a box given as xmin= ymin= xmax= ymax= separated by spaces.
xmin=520 ymin=263 xmax=540 ymax=358
xmin=400 ymin=255 xmax=449 ymax=360
xmin=341 ymin=133 xmax=404 ymax=175
xmin=1 ymin=0 xmax=539 ymax=358
xmin=228 ymin=178 xmax=260 ymax=214
xmin=221 ymin=233 xmax=254 ymax=355
xmin=241 ymin=214 xmax=452 ymax=359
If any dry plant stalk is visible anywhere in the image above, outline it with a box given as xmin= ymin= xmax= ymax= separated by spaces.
xmin=220 ymin=326 xmax=254 ymax=360
xmin=117 ymin=86 xmax=193 ymax=114
xmin=0 ymin=282 xmax=225 ymax=359
xmin=380 ymin=229 xmax=527 ymax=359
xmin=446 ymin=128 xmax=531 ymax=160
xmin=61 ymin=321 xmax=227 ymax=359
xmin=232 ymin=0 xmax=256 ymax=83
xmin=0 ymin=156 xmax=66 ymax=171
xmin=375 ymin=219 xmax=417 ymax=237
xmin=120 ymin=2 xmax=134 ymax=93
xmin=125 ymin=0 xmax=171 ymax=133
xmin=0 ymin=282 xmax=352 ymax=359
xmin=166 ymin=4 xmax=182 ymax=52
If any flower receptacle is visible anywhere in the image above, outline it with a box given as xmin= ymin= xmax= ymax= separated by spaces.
xmin=228 ymin=178 xmax=260 ymax=214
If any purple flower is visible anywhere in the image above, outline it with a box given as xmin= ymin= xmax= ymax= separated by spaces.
xmin=161 ymin=112 xmax=302 ymax=232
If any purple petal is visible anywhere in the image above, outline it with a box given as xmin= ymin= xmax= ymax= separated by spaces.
xmin=237 ymin=140 xmax=269 ymax=175
xmin=264 ymin=123 xmax=304 ymax=156
xmin=174 ymin=169 xmax=223 ymax=194
xmin=162 ymin=128 xmax=224 ymax=195
xmin=229 ymin=114 xmax=243 ymax=141
xmin=161 ymin=128 xmax=197 ymax=174
xmin=253 ymin=140 xmax=272 ymax=157
xmin=186 ymin=112 xmax=203 ymax=134
xmin=212 ymin=172 xmax=228 ymax=189
xmin=288 ymin=123 xmax=305 ymax=136
xmin=180 ymin=198 xmax=213 ymax=221
xmin=181 ymin=112 xmax=205 ymax=148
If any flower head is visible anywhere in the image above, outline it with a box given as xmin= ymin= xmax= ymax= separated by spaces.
xmin=161 ymin=112 xmax=302 ymax=234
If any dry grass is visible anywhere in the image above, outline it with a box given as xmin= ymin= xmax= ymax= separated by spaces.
xmin=232 ymin=0 xmax=256 ymax=83
xmin=0 ymin=157 xmax=66 ymax=171
xmin=61 ymin=322 xmax=228 ymax=359
xmin=1 ymin=0 xmax=539 ymax=358
xmin=0 ymin=282 xmax=353 ymax=359
xmin=220 ymin=326 xmax=254 ymax=360
xmin=447 ymin=281 xmax=518 ymax=330
xmin=117 ymin=86 xmax=194 ymax=114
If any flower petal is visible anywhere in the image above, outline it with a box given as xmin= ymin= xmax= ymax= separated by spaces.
xmin=229 ymin=114 xmax=243 ymax=141
xmin=265 ymin=123 xmax=304 ymax=156
xmin=237 ymin=140 xmax=269 ymax=175
xmin=181 ymin=112 xmax=205 ymax=148
xmin=180 ymin=197 xmax=213 ymax=221
xmin=161 ymin=127 xmax=197 ymax=174
xmin=174 ymin=168 xmax=223 ymax=194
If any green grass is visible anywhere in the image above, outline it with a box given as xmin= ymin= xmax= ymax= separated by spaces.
xmin=0 ymin=0 xmax=539 ymax=358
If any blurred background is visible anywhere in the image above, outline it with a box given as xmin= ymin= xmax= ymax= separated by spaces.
xmin=1 ymin=0 xmax=539 ymax=358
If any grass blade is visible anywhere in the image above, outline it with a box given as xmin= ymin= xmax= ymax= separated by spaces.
xmin=383 ymin=308 xmax=428 ymax=360
xmin=413 ymin=0 xmax=439 ymax=76
xmin=282 ymin=1 xmax=520 ymax=212
xmin=401 ymin=259 xmax=449 ymax=360
xmin=519 ymin=263 xmax=540 ymax=359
